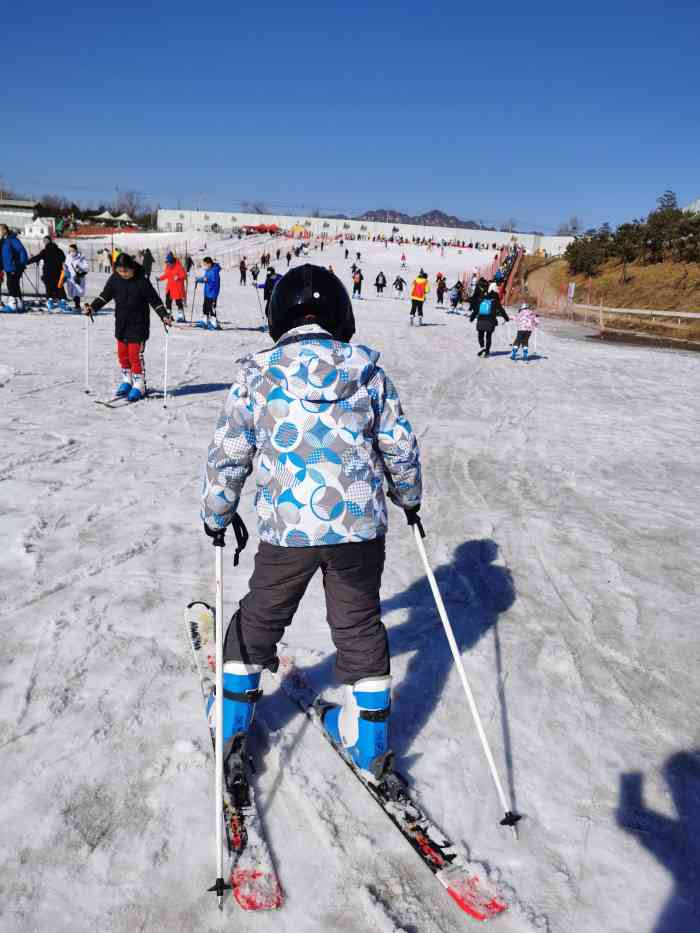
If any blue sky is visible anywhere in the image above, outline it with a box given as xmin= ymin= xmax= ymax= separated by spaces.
xmin=4 ymin=0 xmax=699 ymax=232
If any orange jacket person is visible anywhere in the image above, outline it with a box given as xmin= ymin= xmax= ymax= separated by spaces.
xmin=409 ymin=270 xmax=430 ymax=324
xmin=159 ymin=252 xmax=187 ymax=321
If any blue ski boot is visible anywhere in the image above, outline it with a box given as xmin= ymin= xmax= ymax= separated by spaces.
xmin=47 ymin=299 xmax=55 ymax=311
xmin=207 ymin=318 xmax=221 ymax=331
xmin=206 ymin=660 xmax=263 ymax=795
xmin=115 ymin=369 xmax=132 ymax=397
xmin=523 ymin=347 xmax=529 ymax=362
xmin=322 ymin=676 xmax=392 ymax=782
xmin=511 ymin=346 xmax=518 ymax=360
xmin=127 ymin=374 xmax=145 ymax=402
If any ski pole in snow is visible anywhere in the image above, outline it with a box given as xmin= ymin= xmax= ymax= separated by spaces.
xmin=84 ymin=307 xmax=94 ymax=393
xmin=412 ymin=524 xmax=521 ymax=834
xmin=163 ymin=326 xmax=169 ymax=409
xmin=255 ymin=283 xmax=266 ymax=319
xmin=207 ymin=531 xmax=230 ymax=909
xmin=191 ymin=280 xmax=199 ymax=324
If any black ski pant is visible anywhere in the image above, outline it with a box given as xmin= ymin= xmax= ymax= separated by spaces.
xmin=223 ymin=538 xmax=388 ymax=684
xmin=6 ymin=272 xmax=22 ymax=300
xmin=353 ymin=284 xmax=362 ymax=297
xmin=203 ymin=296 xmax=217 ymax=317
xmin=410 ymin=299 xmax=423 ymax=318
xmin=513 ymin=330 xmax=531 ymax=347
xmin=44 ymin=277 xmax=65 ymax=301
xmin=165 ymin=294 xmax=184 ymax=311
xmin=478 ymin=329 xmax=493 ymax=352
xmin=240 ymin=272 xmax=247 ymax=285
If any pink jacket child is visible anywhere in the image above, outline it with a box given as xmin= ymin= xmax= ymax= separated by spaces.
xmin=511 ymin=303 xmax=539 ymax=360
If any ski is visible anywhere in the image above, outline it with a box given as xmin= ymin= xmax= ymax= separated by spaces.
xmin=93 ymin=389 xmax=163 ymax=408
xmin=273 ymin=657 xmax=508 ymax=922
xmin=184 ymin=602 xmax=283 ymax=911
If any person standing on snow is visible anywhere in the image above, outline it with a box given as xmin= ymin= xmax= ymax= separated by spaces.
xmin=374 ymin=271 xmax=387 ymax=295
xmin=393 ymin=275 xmax=406 ymax=298
xmin=159 ymin=252 xmax=187 ymax=321
xmin=469 ymin=283 xmax=509 ymax=357
xmin=141 ymin=248 xmax=155 ymax=279
xmin=84 ymin=253 xmax=172 ymax=401
xmin=435 ymin=274 xmax=447 ymax=306
xmin=239 ymin=257 xmax=247 ymax=285
xmin=201 ymin=263 xmax=422 ymax=786
xmin=258 ymin=266 xmax=282 ymax=317
xmin=0 ymin=224 xmax=28 ymax=312
xmin=26 ymin=236 xmax=66 ymax=308
xmin=286 ymin=250 xmax=292 ymax=268
xmin=251 ymin=262 xmax=260 ymax=285
xmin=409 ymin=269 xmax=430 ymax=324
xmin=195 ymin=256 xmax=222 ymax=330
xmin=448 ymin=280 xmax=463 ymax=313
xmin=63 ymin=243 xmax=90 ymax=311
xmin=352 ymin=268 xmax=363 ymax=298
xmin=510 ymin=302 xmax=538 ymax=361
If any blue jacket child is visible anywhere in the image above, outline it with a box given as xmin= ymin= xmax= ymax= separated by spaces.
xmin=196 ymin=258 xmax=221 ymax=299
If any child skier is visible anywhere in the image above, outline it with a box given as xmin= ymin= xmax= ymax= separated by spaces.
xmin=511 ymin=302 xmax=539 ymax=361
xmin=195 ymin=257 xmax=222 ymax=330
xmin=435 ymin=274 xmax=447 ymax=306
xmin=159 ymin=252 xmax=187 ymax=322
xmin=352 ymin=268 xmax=363 ymax=298
xmin=448 ymin=281 xmax=463 ymax=313
xmin=393 ymin=275 xmax=407 ymax=298
xmin=374 ymin=271 xmax=387 ymax=295
xmin=469 ymin=283 xmax=509 ymax=357
xmin=63 ymin=243 xmax=89 ymax=312
xmin=85 ymin=253 xmax=172 ymax=401
xmin=409 ymin=269 xmax=430 ymax=324
xmin=201 ymin=263 xmax=422 ymax=785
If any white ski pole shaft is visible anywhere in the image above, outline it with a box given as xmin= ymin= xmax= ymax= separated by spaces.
xmin=214 ymin=542 xmax=225 ymax=907
xmin=163 ymin=328 xmax=169 ymax=409
xmin=84 ymin=314 xmax=90 ymax=393
xmin=412 ymin=526 xmax=519 ymax=832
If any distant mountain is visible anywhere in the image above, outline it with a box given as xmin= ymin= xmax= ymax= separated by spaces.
xmin=355 ymin=208 xmax=492 ymax=230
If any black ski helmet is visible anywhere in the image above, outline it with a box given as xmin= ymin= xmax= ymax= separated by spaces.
xmin=267 ymin=264 xmax=355 ymax=343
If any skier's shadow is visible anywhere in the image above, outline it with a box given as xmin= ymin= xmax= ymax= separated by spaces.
xmin=260 ymin=539 xmax=517 ymax=798
xmin=171 ymin=382 xmax=230 ymax=397
xmin=616 ymin=750 xmax=700 ymax=932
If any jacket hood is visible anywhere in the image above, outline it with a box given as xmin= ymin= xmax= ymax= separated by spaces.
xmin=254 ymin=324 xmax=380 ymax=403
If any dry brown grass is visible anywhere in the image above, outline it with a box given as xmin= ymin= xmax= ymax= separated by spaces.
xmin=524 ymin=259 xmax=700 ymax=346
xmin=548 ymin=258 xmax=700 ymax=312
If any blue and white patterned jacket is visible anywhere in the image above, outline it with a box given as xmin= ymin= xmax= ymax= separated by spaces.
xmin=202 ymin=324 xmax=421 ymax=547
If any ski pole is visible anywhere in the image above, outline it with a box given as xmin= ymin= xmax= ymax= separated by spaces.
xmin=411 ymin=524 xmax=521 ymax=834
xmin=255 ymin=284 xmax=265 ymax=320
xmin=207 ymin=532 xmax=229 ymax=909
xmin=163 ymin=326 xmax=169 ymax=409
xmin=84 ymin=313 xmax=90 ymax=394
xmin=191 ymin=280 xmax=199 ymax=323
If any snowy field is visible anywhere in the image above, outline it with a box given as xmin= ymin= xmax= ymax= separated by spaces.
xmin=1 ymin=237 xmax=698 ymax=933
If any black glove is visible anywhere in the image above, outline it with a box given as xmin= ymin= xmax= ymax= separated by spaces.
xmin=204 ymin=522 xmax=226 ymax=548
xmin=404 ymin=506 xmax=425 ymax=538
xmin=203 ymin=514 xmax=249 ymax=565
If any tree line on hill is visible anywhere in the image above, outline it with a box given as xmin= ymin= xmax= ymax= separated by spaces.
xmin=564 ymin=192 xmax=700 ymax=279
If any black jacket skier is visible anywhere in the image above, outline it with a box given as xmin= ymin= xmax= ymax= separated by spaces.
xmin=90 ymin=258 xmax=169 ymax=342
xmin=26 ymin=239 xmax=65 ymax=296
xmin=393 ymin=276 xmax=406 ymax=293
xmin=469 ymin=287 xmax=509 ymax=357
xmin=375 ymin=272 xmax=387 ymax=293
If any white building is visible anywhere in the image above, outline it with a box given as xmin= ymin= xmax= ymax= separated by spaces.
xmin=157 ymin=208 xmax=573 ymax=256
xmin=0 ymin=199 xmax=39 ymax=232
xmin=23 ymin=216 xmax=56 ymax=239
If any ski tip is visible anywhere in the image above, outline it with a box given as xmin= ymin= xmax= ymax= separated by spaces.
xmin=232 ymin=868 xmax=283 ymax=911
xmin=441 ymin=872 xmax=508 ymax=921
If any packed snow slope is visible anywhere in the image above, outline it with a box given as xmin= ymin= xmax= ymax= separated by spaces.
xmin=1 ymin=237 xmax=699 ymax=933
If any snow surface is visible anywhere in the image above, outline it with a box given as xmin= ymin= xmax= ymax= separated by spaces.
xmin=1 ymin=237 xmax=698 ymax=933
